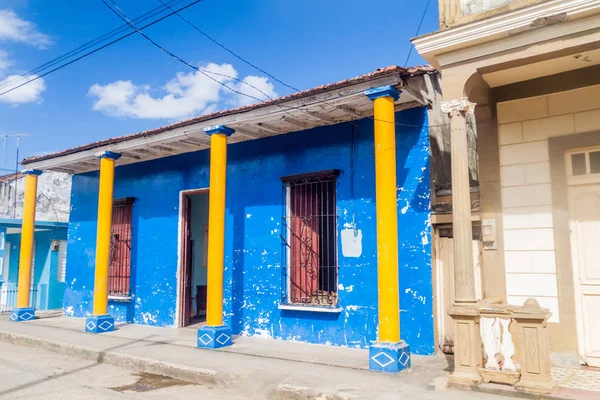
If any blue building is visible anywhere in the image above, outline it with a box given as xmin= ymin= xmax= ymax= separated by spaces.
xmin=0 ymin=171 xmax=71 ymax=315
xmin=21 ymin=67 xmax=441 ymax=370
xmin=0 ymin=219 xmax=68 ymax=312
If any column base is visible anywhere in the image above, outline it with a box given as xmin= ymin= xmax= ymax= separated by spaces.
xmin=369 ymin=341 xmax=411 ymax=373
xmin=10 ymin=307 xmax=35 ymax=322
xmin=448 ymin=370 xmax=484 ymax=387
xmin=515 ymin=378 xmax=558 ymax=395
xmin=197 ymin=325 xmax=232 ymax=349
xmin=85 ymin=315 xmax=115 ymax=333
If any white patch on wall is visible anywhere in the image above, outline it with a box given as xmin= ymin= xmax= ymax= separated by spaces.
xmin=401 ymin=200 xmax=410 ymax=214
xmin=341 ymin=223 xmax=362 ymax=258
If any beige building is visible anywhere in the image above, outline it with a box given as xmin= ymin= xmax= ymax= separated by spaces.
xmin=414 ymin=0 xmax=600 ymax=372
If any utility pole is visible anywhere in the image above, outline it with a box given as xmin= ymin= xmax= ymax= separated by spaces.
xmin=1 ymin=134 xmax=32 ymax=219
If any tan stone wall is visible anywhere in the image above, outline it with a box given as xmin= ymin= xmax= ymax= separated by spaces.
xmin=439 ymin=0 xmax=551 ymax=29
xmin=497 ymin=84 xmax=600 ymax=356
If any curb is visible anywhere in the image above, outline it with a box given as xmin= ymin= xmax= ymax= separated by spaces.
xmin=449 ymin=380 xmax=584 ymax=400
xmin=269 ymin=384 xmax=352 ymax=400
xmin=0 ymin=331 xmax=232 ymax=389
xmin=0 ymin=330 xmax=348 ymax=399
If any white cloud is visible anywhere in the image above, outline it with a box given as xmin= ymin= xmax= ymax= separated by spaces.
xmin=0 ymin=10 xmax=52 ymax=49
xmin=0 ymin=74 xmax=45 ymax=104
xmin=0 ymin=50 xmax=13 ymax=72
xmin=0 ymin=10 xmax=50 ymax=105
xmin=234 ymin=75 xmax=278 ymax=107
xmin=88 ymin=63 xmax=279 ymax=120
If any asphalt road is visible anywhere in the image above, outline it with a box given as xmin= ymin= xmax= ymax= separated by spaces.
xmin=0 ymin=342 xmax=247 ymax=399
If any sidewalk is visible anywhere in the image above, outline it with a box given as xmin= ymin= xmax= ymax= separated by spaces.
xmin=0 ymin=312 xmax=595 ymax=400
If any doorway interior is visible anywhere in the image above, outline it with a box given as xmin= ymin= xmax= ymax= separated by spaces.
xmin=179 ymin=189 xmax=209 ymax=328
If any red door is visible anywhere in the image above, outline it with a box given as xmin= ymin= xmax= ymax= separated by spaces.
xmin=289 ymin=184 xmax=319 ymax=303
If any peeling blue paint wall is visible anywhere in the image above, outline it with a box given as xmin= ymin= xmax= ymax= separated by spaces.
xmin=64 ymin=107 xmax=434 ymax=354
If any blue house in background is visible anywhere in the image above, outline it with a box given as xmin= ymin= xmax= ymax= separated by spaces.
xmin=0 ymin=171 xmax=72 ymax=314
xmin=21 ymin=66 xmax=442 ymax=359
xmin=0 ymin=219 xmax=68 ymax=312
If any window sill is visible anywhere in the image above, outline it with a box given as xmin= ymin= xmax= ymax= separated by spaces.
xmin=108 ymin=295 xmax=132 ymax=302
xmin=278 ymin=304 xmax=342 ymax=313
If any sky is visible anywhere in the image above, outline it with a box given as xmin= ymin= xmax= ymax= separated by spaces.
xmin=0 ymin=0 xmax=439 ymax=171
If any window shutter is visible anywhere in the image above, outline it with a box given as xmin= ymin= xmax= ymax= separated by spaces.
xmin=57 ymin=240 xmax=67 ymax=283
xmin=109 ymin=197 xmax=134 ymax=297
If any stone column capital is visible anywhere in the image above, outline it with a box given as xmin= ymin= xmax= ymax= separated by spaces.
xmin=204 ymin=125 xmax=235 ymax=137
xmin=95 ymin=151 xmax=121 ymax=160
xmin=21 ymin=169 xmax=43 ymax=176
xmin=441 ymin=97 xmax=476 ymax=115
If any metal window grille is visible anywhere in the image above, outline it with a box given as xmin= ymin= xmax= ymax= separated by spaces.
xmin=281 ymin=170 xmax=339 ymax=307
xmin=109 ymin=198 xmax=134 ymax=297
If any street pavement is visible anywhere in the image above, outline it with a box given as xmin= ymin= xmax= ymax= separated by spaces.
xmin=0 ymin=342 xmax=248 ymax=399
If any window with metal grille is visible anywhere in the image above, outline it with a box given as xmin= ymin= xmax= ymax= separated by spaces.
xmin=109 ymin=198 xmax=134 ymax=297
xmin=281 ymin=170 xmax=339 ymax=307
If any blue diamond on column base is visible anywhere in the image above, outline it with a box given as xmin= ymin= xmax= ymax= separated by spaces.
xmin=10 ymin=307 xmax=35 ymax=322
xmin=197 ymin=325 xmax=232 ymax=349
xmin=85 ymin=315 xmax=115 ymax=333
xmin=369 ymin=341 xmax=411 ymax=373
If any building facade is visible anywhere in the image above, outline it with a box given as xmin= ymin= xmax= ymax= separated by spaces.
xmin=0 ymin=172 xmax=71 ymax=313
xmin=21 ymin=67 xmax=442 ymax=371
xmin=414 ymin=0 xmax=600 ymax=379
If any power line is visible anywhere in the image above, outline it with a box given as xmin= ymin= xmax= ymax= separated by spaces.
xmin=0 ymin=0 xmax=187 ymax=92
xmin=0 ymin=0 xmax=204 ymax=99
xmin=156 ymin=0 xmax=300 ymax=92
xmin=404 ymin=0 xmax=432 ymax=67
xmin=101 ymin=0 xmax=282 ymax=106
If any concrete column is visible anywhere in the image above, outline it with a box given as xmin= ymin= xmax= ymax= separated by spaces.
xmin=443 ymin=98 xmax=484 ymax=387
xmin=85 ymin=151 xmax=121 ymax=334
xmin=441 ymin=98 xmax=477 ymax=303
xmin=197 ymin=125 xmax=234 ymax=349
xmin=364 ymin=86 xmax=411 ymax=373
xmin=10 ymin=169 xmax=42 ymax=322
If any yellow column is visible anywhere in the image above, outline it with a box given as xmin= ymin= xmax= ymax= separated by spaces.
xmin=86 ymin=151 xmax=120 ymax=333
xmin=11 ymin=169 xmax=41 ymax=322
xmin=198 ymin=125 xmax=234 ymax=349
xmin=365 ymin=86 xmax=410 ymax=373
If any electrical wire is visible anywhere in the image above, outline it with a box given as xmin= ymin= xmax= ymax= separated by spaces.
xmin=156 ymin=0 xmax=300 ymax=92
xmin=0 ymin=0 xmax=204 ymax=99
xmin=105 ymin=0 xmax=436 ymax=128
xmin=101 ymin=0 xmax=282 ymax=106
xmin=403 ymin=0 xmax=432 ymax=67
xmin=0 ymin=0 xmax=187 ymax=92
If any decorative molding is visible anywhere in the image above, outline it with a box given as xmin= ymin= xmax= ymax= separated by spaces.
xmin=437 ymin=14 xmax=600 ymax=67
xmin=441 ymin=98 xmax=477 ymax=115
xmin=413 ymin=0 xmax=600 ymax=60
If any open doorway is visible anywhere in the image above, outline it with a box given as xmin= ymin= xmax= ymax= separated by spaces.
xmin=178 ymin=189 xmax=209 ymax=328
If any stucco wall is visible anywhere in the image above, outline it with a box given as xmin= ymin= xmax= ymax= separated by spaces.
xmin=0 ymin=171 xmax=72 ymax=223
xmin=63 ymin=108 xmax=434 ymax=353
xmin=497 ymin=84 xmax=600 ymax=324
